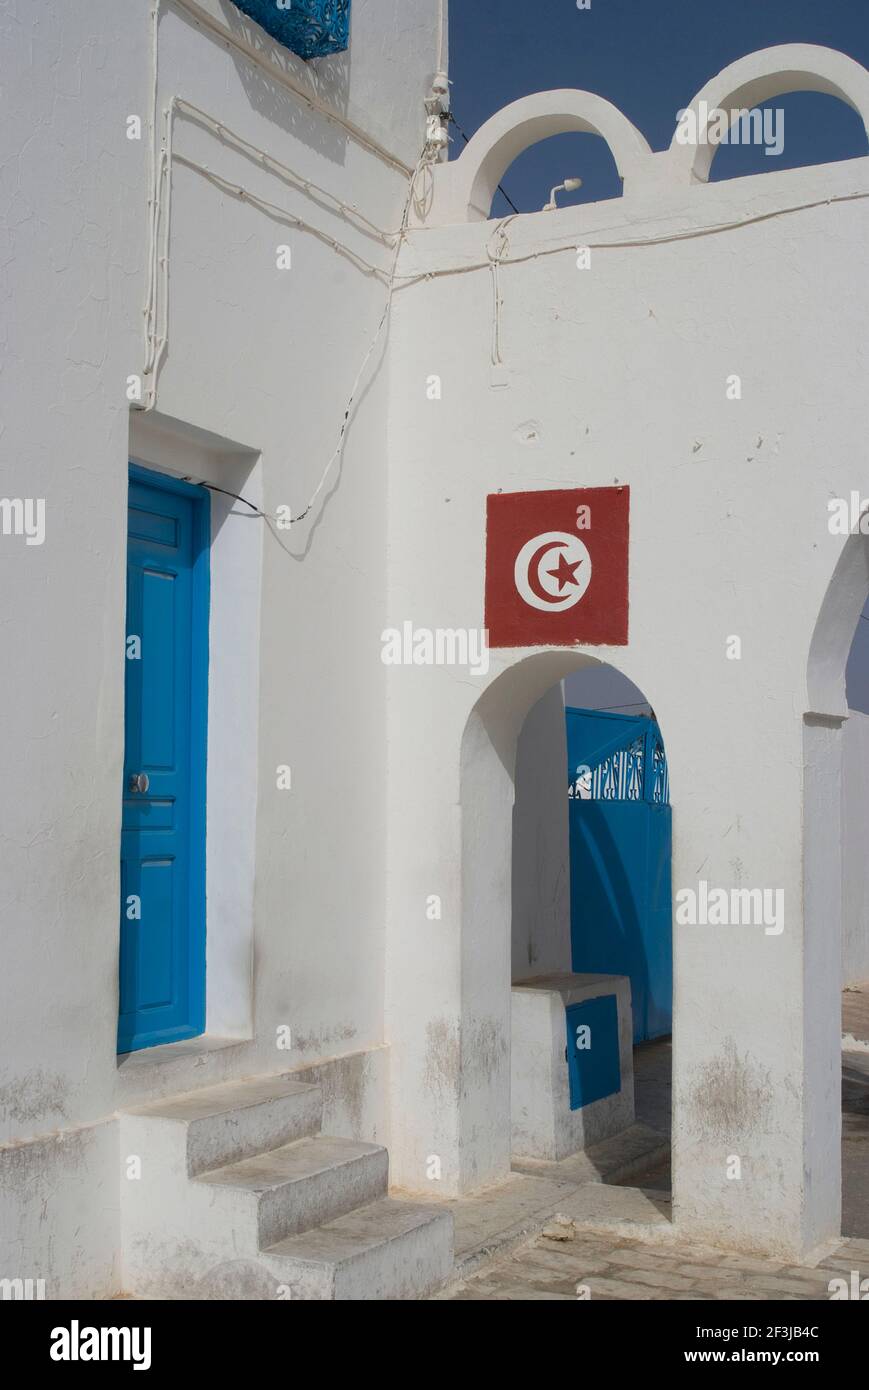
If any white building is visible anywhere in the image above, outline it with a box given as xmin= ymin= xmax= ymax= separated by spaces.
xmin=2 ymin=0 xmax=869 ymax=1298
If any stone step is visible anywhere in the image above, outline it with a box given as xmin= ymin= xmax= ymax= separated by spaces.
xmin=263 ymin=1197 xmax=454 ymax=1300
xmin=195 ymin=1135 xmax=389 ymax=1248
xmin=123 ymin=1074 xmax=322 ymax=1175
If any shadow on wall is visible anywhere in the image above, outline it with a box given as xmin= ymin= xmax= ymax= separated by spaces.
xmin=177 ymin=0 xmax=353 ymax=167
xmin=845 ymin=591 xmax=869 ymax=716
xmin=512 ymin=685 xmax=571 ymax=976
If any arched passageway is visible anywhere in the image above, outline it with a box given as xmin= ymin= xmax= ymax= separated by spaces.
xmin=808 ymin=529 xmax=869 ymax=1239
xmin=461 ymin=651 xmax=673 ymax=1192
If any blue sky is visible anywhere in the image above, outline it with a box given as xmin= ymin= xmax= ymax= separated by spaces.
xmin=449 ymin=0 xmax=869 ymax=213
xmin=449 ymin=0 xmax=869 ymax=710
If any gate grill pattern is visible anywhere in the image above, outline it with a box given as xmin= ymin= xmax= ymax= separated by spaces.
xmin=569 ymin=726 xmax=668 ymax=805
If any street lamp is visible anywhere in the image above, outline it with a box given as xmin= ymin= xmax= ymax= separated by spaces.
xmin=542 ymin=177 xmax=583 ymax=211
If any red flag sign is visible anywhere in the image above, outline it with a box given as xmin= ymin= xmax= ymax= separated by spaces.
xmin=485 ymin=487 xmax=629 ymax=648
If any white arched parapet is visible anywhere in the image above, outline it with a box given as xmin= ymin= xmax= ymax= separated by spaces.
xmin=444 ymin=89 xmax=653 ymax=222
xmin=668 ymin=43 xmax=869 ymax=184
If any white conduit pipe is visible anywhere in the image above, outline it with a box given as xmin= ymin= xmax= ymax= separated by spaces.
xmin=142 ymin=0 xmax=418 ymax=403
xmin=170 ymin=149 xmax=395 ymax=280
xmin=144 ymin=97 xmax=404 ymax=398
xmin=171 ymin=0 xmax=413 ymax=175
xmin=139 ymin=0 xmax=439 ymax=527
xmin=172 ymin=98 xmax=404 ymax=245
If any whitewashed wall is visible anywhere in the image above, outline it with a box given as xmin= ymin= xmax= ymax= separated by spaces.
xmin=5 ymin=8 xmax=869 ymax=1291
xmin=386 ymin=105 xmax=869 ymax=1253
xmin=0 ymin=0 xmax=441 ymax=1298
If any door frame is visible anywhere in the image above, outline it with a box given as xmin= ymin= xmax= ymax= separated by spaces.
xmin=122 ymin=463 xmax=211 ymax=1050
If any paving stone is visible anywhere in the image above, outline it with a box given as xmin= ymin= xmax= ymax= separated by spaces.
xmin=822 ymin=1254 xmax=867 ymax=1271
xmin=516 ymin=1246 xmax=612 ymax=1277
xmin=777 ymin=1266 xmax=844 ymax=1286
xmin=674 ymin=1262 xmax=747 ymax=1281
xmin=711 ymin=1288 xmax=768 ymax=1300
xmin=585 ymin=1276 xmax=673 ymax=1300
xmin=605 ymin=1247 xmax=691 ymax=1274
xmin=435 ymin=1188 xmax=869 ymax=1302
xmin=713 ymin=1253 xmax=786 ymax=1272
xmin=503 ymin=1262 xmax=584 ymax=1287
xmin=481 ymin=1266 xmax=579 ymax=1296
xmin=617 ymin=1267 xmax=701 ymax=1291
xmin=445 ymin=1279 xmax=501 ymax=1297
xmin=744 ymin=1276 xmax=830 ymax=1297
xmin=489 ymin=1286 xmax=578 ymax=1300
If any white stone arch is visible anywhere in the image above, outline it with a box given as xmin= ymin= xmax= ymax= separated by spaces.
xmin=668 ymin=43 xmax=869 ymax=185
xmin=443 ymin=90 xmax=653 ymax=222
xmin=800 ymin=528 xmax=869 ymax=1250
xmin=458 ymin=648 xmax=667 ymax=1190
xmin=807 ymin=528 xmax=869 ymax=719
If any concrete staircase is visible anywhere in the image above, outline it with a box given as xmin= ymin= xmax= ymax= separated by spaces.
xmin=120 ymin=1074 xmax=453 ymax=1299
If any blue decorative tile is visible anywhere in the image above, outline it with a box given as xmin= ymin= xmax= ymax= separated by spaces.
xmin=233 ymin=1 xmax=350 ymax=60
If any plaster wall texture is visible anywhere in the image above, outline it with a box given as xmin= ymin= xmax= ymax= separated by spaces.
xmin=0 ymin=0 xmax=440 ymax=1296
xmin=4 ymin=9 xmax=869 ymax=1292
xmin=511 ymin=973 xmax=635 ymax=1160
xmin=386 ymin=105 xmax=869 ymax=1253
xmin=511 ymin=685 xmax=571 ymax=980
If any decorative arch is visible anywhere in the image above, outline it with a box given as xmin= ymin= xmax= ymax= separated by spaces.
xmin=668 ymin=44 xmax=869 ymax=185
xmin=446 ymin=90 xmax=653 ymax=222
xmin=458 ymin=648 xmax=668 ymax=1189
xmin=801 ymin=528 xmax=869 ymax=1251
xmin=807 ymin=530 xmax=869 ymax=718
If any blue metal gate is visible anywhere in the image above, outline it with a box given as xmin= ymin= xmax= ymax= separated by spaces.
xmin=566 ymin=707 xmax=672 ymax=1043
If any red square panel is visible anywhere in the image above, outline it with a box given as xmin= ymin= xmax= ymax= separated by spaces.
xmin=485 ymin=487 xmax=629 ymax=648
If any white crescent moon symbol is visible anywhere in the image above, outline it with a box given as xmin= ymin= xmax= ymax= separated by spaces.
xmin=514 ymin=531 xmax=592 ymax=612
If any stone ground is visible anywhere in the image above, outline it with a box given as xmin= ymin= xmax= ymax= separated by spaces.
xmin=436 ymin=983 xmax=869 ymax=1301
xmin=437 ymin=1226 xmax=869 ymax=1301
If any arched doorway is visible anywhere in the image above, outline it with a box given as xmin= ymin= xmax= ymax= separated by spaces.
xmin=459 ymin=650 xmax=672 ymax=1193
xmin=808 ymin=527 xmax=869 ymax=1240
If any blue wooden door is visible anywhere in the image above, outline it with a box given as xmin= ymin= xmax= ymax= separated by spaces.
xmin=119 ymin=467 xmax=209 ymax=1053
xmin=566 ymin=708 xmax=672 ymax=1043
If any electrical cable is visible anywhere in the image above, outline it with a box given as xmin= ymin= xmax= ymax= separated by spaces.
xmin=449 ymin=113 xmax=520 ymax=214
xmin=142 ymin=2 xmax=412 ymax=398
xmin=179 ymin=143 xmax=435 ymax=529
xmin=170 ymin=151 xmax=393 ymax=280
xmin=170 ymin=0 xmax=412 ymax=175
xmin=392 ymin=188 xmax=869 ymax=291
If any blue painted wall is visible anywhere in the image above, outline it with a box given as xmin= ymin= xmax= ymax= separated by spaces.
xmin=565 ymin=995 xmax=621 ymax=1110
